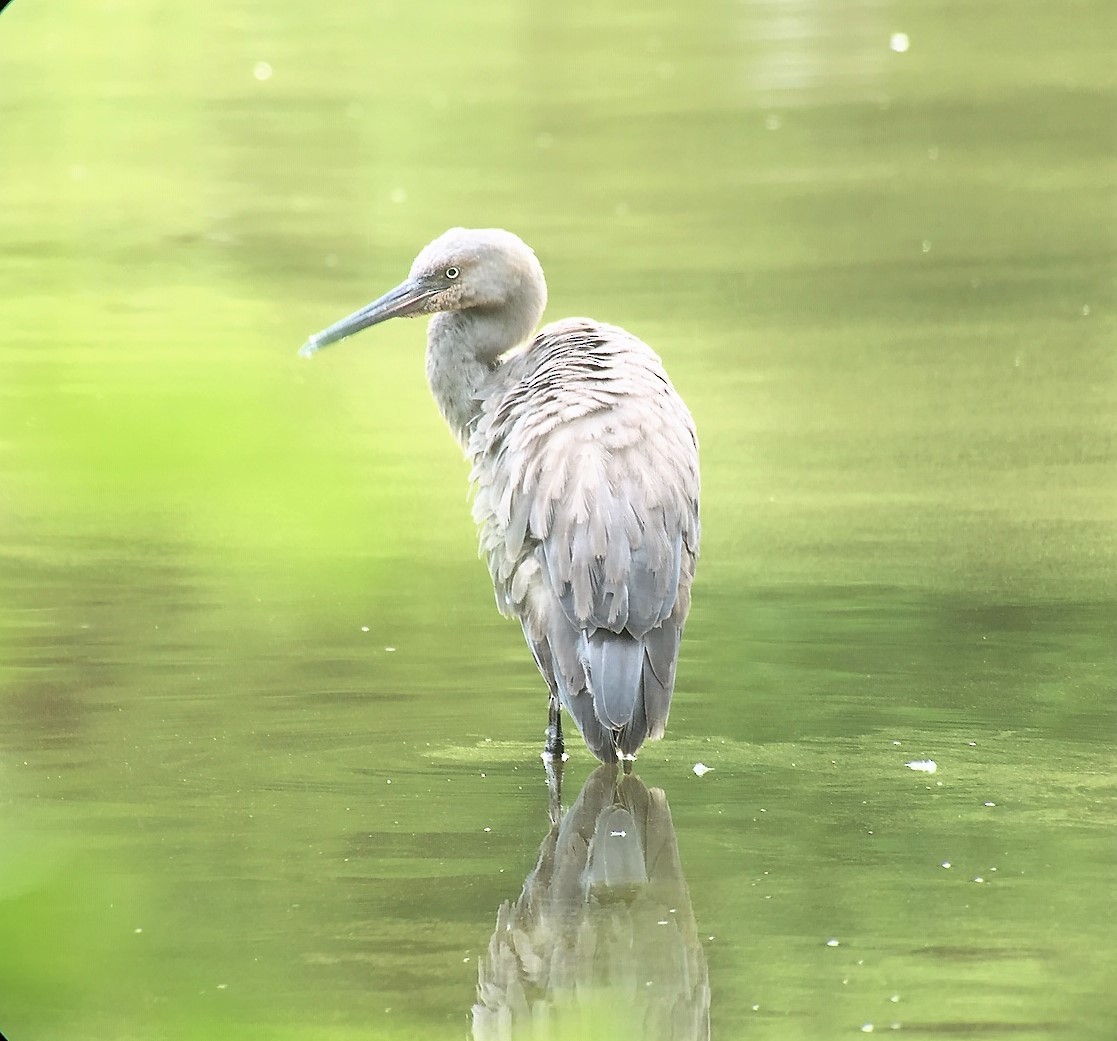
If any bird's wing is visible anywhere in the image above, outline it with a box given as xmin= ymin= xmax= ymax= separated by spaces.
xmin=471 ymin=318 xmax=700 ymax=642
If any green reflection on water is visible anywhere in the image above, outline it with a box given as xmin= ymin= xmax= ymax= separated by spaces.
xmin=1 ymin=0 xmax=1114 ymax=1038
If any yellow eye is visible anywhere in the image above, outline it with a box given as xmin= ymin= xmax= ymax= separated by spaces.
xmin=445 ymin=267 xmax=460 ymax=280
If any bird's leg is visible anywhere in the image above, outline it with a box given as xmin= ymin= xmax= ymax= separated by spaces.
xmin=543 ymin=752 xmax=564 ymax=826
xmin=542 ymin=692 xmax=565 ymax=824
xmin=544 ymin=692 xmax=564 ymax=759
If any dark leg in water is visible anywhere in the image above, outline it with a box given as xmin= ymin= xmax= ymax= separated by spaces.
xmin=543 ymin=692 xmax=565 ymax=824
xmin=543 ymin=754 xmax=563 ymax=825
xmin=544 ymin=692 xmax=564 ymax=758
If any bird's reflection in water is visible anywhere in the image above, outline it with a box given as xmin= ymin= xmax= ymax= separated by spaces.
xmin=472 ymin=766 xmax=709 ymax=1040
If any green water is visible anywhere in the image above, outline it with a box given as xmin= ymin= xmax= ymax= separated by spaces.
xmin=1 ymin=0 xmax=1114 ymax=1038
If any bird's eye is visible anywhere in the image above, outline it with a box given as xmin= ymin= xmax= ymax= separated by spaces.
xmin=445 ymin=267 xmax=460 ymax=280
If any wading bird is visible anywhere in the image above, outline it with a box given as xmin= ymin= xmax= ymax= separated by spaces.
xmin=299 ymin=228 xmax=699 ymax=776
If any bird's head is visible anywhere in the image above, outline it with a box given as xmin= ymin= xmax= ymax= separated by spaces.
xmin=299 ymin=227 xmax=547 ymax=358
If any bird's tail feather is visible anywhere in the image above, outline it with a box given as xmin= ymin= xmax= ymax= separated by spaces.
xmin=563 ymin=686 xmax=620 ymax=762
xmin=584 ymin=629 xmax=645 ymax=732
xmin=536 ymin=617 xmax=680 ymax=763
xmin=539 ymin=615 xmax=618 ymax=762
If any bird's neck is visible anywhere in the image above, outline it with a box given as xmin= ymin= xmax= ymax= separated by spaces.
xmin=425 ymin=303 xmax=541 ymax=447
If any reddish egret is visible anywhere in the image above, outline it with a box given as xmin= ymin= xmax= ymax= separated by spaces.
xmin=299 ymin=228 xmax=700 ymax=771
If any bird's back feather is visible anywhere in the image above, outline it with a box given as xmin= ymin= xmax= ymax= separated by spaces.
xmin=470 ymin=318 xmax=699 ymax=761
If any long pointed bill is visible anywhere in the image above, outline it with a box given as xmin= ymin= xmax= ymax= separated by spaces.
xmin=298 ymin=278 xmax=435 ymax=358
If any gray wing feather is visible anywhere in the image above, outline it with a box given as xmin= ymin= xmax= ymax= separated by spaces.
xmin=638 ymin=622 xmax=680 ymax=741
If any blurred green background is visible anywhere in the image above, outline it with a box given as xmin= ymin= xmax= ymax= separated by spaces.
xmin=1 ymin=0 xmax=1114 ymax=1038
